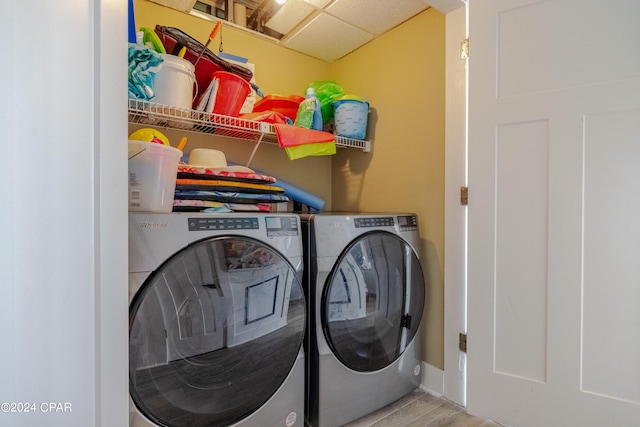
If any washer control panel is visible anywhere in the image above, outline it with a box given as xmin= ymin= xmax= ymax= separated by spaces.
xmin=189 ymin=217 xmax=259 ymax=231
xmin=265 ymin=216 xmax=299 ymax=237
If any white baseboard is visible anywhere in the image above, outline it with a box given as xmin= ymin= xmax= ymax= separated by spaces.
xmin=419 ymin=362 xmax=444 ymax=396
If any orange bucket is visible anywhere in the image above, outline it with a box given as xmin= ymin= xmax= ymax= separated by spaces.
xmin=212 ymin=71 xmax=251 ymax=117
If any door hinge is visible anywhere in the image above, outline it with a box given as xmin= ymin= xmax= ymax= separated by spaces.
xmin=401 ymin=314 xmax=412 ymax=329
xmin=460 ymin=38 xmax=469 ymax=59
xmin=460 ymin=187 xmax=468 ymax=206
xmin=459 ymin=333 xmax=467 ymax=353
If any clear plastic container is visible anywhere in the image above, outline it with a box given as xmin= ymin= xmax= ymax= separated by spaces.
xmin=128 ymin=140 xmax=182 ymax=212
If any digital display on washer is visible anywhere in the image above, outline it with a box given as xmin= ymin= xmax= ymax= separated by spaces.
xmin=265 ymin=216 xmax=299 ymax=237
xmin=188 ymin=217 xmax=259 ymax=231
xmin=354 ymin=216 xmax=394 ymax=228
xmin=397 ymin=215 xmax=418 ymax=230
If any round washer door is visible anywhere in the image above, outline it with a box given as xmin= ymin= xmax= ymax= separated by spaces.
xmin=321 ymin=231 xmax=424 ymax=372
xmin=129 ymin=236 xmax=306 ymax=427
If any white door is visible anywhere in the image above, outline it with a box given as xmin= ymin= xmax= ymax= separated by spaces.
xmin=466 ymin=0 xmax=640 ymax=425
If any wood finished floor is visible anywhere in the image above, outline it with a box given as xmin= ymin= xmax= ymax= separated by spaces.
xmin=341 ymin=388 xmax=502 ymax=427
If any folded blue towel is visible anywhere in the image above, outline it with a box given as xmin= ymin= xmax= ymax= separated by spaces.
xmin=128 ymin=44 xmax=163 ymax=100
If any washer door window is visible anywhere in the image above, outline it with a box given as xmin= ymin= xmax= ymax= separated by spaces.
xmin=322 ymin=231 xmax=424 ymax=372
xmin=129 ymin=236 xmax=306 ymax=427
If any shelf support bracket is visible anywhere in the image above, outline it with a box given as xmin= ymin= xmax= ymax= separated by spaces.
xmin=246 ymin=128 xmax=267 ymax=168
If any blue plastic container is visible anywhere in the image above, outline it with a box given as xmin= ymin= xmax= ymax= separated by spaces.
xmin=332 ymin=96 xmax=369 ymax=140
xmin=128 ymin=0 xmax=136 ymax=43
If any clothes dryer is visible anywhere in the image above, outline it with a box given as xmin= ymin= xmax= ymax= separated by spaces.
xmin=129 ymin=213 xmax=305 ymax=427
xmin=301 ymin=213 xmax=425 ymax=427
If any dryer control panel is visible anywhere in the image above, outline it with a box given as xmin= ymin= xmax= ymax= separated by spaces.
xmin=354 ymin=216 xmax=395 ymax=228
xmin=397 ymin=215 xmax=418 ymax=231
xmin=352 ymin=215 xmax=418 ymax=231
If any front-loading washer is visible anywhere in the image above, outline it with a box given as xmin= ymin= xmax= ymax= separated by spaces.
xmin=301 ymin=213 xmax=425 ymax=427
xmin=128 ymin=213 xmax=305 ymax=427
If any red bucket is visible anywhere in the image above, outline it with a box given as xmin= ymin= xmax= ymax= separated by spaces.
xmin=212 ymin=71 xmax=251 ymax=117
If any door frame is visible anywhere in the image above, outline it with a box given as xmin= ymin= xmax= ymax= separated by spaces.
xmin=443 ymin=3 xmax=468 ymax=406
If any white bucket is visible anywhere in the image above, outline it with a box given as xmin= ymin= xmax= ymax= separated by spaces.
xmin=128 ymin=140 xmax=182 ymax=212
xmin=152 ymin=54 xmax=196 ymax=110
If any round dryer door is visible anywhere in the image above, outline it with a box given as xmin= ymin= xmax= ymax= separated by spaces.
xmin=321 ymin=231 xmax=425 ymax=372
xmin=129 ymin=236 xmax=306 ymax=427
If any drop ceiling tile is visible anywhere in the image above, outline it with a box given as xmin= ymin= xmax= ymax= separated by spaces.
xmin=283 ymin=12 xmax=374 ymax=62
xmin=326 ymin=0 xmax=429 ymax=34
xmin=423 ymin=0 xmax=464 ymax=14
xmin=302 ymin=0 xmax=333 ymax=7
xmin=265 ymin=0 xmax=316 ymax=35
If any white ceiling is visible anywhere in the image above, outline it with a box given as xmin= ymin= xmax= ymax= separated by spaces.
xmin=263 ymin=0 xmax=464 ymax=62
xmin=184 ymin=0 xmax=463 ymax=62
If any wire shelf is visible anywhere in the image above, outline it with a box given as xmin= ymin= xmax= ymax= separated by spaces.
xmin=128 ymin=99 xmax=371 ymax=152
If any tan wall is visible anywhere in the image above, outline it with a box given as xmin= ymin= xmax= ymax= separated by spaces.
xmin=330 ymin=9 xmax=446 ymax=369
xmin=133 ymin=1 xmax=446 ymax=369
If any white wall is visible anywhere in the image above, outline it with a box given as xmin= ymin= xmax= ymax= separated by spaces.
xmin=0 ymin=1 xmax=128 ymax=426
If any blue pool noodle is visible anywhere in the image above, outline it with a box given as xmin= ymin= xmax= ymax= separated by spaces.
xmin=229 ymin=163 xmax=325 ymax=212
xmin=273 ymin=178 xmax=325 ymax=212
